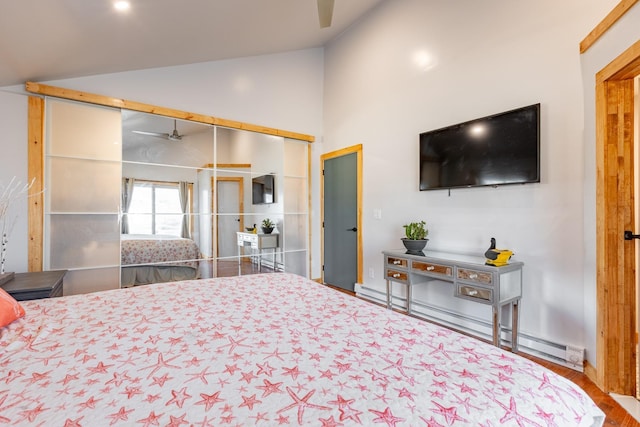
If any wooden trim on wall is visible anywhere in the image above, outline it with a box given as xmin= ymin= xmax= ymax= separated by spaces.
xmin=25 ymin=82 xmax=315 ymax=143
xmin=27 ymin=97 xmax=44 ymax=272
xmin=580 ymin=0 xmax=639 ymax=54
xmin=593 ymin=42 xmax=640 ymax=394
xmin=308 ymin=143 xmax=313 ymax=279
xmin=356 ymin=146 xmax=363 ymax=284
xmin=597 ymin=39 xmax=640 ymax=82
xmin=202 ymin=164 xmax=252 ymax=169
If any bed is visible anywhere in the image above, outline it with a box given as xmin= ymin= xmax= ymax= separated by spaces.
xmin=120 ymin=234 xmax=200 ymax=287
xmin=0 ymin=273 xmax=605 ymax=426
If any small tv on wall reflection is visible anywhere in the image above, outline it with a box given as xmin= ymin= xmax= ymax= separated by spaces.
xmin=252 ymin=174 xmax=275 ymax=204
xmin=419 ymin=103 xmax=540 ymax=191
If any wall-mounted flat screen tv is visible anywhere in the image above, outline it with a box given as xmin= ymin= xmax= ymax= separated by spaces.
xmin=419 ymin=103 xmax=540 ymax=191
xmin=252 ymin=174 xmax=275 ymax=204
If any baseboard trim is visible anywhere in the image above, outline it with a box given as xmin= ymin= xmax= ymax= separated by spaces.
xmin=584 ymin=361 xmax=601 ymax=390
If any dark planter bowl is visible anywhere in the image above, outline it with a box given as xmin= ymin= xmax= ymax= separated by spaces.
xmin=402 ymin=238 xmax=428 ymax=253
xmin=262 ymin=227 xmax=274 ymax=234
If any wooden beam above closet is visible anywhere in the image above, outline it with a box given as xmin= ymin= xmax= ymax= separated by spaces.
xmin=579 ymin=0 xmax=639 ymax=54
xmin=24 ymin=82 xmax=315 ymax=143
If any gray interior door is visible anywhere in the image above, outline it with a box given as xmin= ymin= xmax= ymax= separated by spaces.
xmin=217 ymin=179 xmax=242 ymax=258
xmin=323 ymin=152 xmax=357 ymax=291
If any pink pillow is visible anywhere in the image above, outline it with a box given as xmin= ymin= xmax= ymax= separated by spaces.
xmin=0 ymin=287 xmax=25 ymax=327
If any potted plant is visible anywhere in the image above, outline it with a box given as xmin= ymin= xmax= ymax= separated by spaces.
xmin=402 ymin=220 xmax=428 ymax=253
xmin=261 ymin=218 xmax=275 ymax=234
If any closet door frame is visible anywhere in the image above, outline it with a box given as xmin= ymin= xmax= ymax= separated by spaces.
xmin=26 ymin=83 xmax=314 ymax=276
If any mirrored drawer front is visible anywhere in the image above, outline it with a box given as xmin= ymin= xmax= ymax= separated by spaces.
xmin=457 ymin=284 xmax=493 ymax=303
xmin=412 ymin=261 xmax=452 ymax=278
xmin=386 ymin=257 xmax=408 ymax=268
xmin=457 ymin=268 xmax=492 ymax=285
xmin=386 ymin=269 xmax=408 ymax=282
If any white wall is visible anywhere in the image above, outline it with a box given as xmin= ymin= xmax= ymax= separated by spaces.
xmin=322 ymin=0 xmax=618 ymax=364
xmin=0 ymin=91 xmax=28 ymax=273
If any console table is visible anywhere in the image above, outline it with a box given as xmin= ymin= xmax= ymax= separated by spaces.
xmin=383 ymin=249 xmax=523 ymax=352
xmin=237 ymin=232 xmax=279 ymax=273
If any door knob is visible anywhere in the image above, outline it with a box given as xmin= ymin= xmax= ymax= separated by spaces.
xmin=624 ymin=230 xmax=640 ymax=240
xmin=346 ymin=227 xmax=357 ymax=232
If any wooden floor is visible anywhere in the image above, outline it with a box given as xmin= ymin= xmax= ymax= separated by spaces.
xmin=522 ymin=354 xmax=638 ymax=426
xmin=324 ymin=283 xmax=639 ymax=426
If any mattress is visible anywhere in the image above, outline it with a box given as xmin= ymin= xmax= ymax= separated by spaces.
xmin=120 ymin=264 xmax=198 ymax=287
xmin=121 ymin=234 xmax=200 ymax=269
xmin=0 ymin=273 xmax=605 ymax=426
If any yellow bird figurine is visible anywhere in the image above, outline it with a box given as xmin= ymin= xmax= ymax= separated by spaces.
xmin=484 ymin=237 xmax=513 ymax=266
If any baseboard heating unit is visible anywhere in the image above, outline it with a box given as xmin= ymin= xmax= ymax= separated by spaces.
xmin=355 ymin=284 xmax=585 ymax=372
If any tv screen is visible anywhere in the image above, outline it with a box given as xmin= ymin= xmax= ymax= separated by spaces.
xmin=252 ymin=174 xmax=275 ymax=204
xmin=419 ymin=103 xmax=540 ymax=191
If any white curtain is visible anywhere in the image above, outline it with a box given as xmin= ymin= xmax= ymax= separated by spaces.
xmin=179 ymin=181 xmax=190 ymax=239
xmin=121 ymin=178 xmax=135 ymax=234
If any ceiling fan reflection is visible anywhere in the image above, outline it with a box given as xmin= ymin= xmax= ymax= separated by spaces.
xmin=132 ymin=119 xmax=184 ymax=141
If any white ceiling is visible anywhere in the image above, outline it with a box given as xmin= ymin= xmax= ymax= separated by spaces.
xmin=0 ymin=0 xmax=384 ymax=88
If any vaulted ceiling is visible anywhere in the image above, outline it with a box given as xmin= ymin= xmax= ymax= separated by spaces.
xmin=0 ymin=0 xmax=384 ymax=87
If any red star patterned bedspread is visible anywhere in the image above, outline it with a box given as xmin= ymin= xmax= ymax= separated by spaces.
xmin=0 ymin=273 xmax=605 ymax=426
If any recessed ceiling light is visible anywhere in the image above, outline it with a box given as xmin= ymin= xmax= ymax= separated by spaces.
xmin=469 ymin=124 xmax=486 ymax=137
xmin=114 ymin=1 xmax=130 ymax=12
xmin=412 ymin=49 xmax=438 ymax=72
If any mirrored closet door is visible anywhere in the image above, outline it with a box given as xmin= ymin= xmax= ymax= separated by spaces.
xmin=44 ymin=98 xmax=122 ymax=294
xmin=43 ymin=98 xmax=309 ymax=295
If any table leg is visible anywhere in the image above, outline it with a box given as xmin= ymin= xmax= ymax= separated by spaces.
xmin=272 ymin=248 xmax=277 ymax=271
xmin=492 ymin=306 xmax=500 ymax=347
xmin=512 ymin=300 xmax=519 ymax=353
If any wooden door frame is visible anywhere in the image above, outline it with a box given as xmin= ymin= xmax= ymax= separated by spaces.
xmin=320 ymin=144 xmax=363 ymax=286
xmin=593 ymin=40 xmax=640 ymax=394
